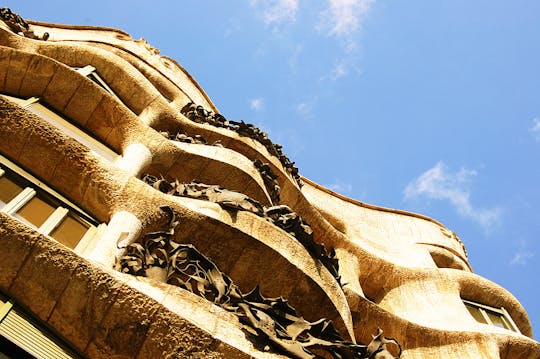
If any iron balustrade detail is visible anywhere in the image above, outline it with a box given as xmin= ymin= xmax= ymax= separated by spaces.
xmin=116 ymin=206 xmax=401 ymax=359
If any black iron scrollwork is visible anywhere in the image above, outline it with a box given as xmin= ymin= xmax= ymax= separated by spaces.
xmin=0 ymin=8 xmax=49 ymax=40
xmin=116 ymin=206 xmax=401 ymax=359
xmin=143 ymin=175 xmax=265 ymax=215
xmin=180 ymin=102 xmax=302 ymax=187
xmin=142 ymin=175 xmax=338 ymax=283
xmin=161 ymin=130 xmax=224 ymax=147
xmin=254 ymin=159 xmax=281 ymax=205
xmin=264 ymin=204 xmax=340 ymax=285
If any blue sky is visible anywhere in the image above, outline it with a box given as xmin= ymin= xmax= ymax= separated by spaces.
xmin=6 ymin=1 xmax=540 ymax=339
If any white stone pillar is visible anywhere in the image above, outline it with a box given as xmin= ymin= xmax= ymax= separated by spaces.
xmin=115 ymin=143 xmax=152 ymax=177
xmin=83 ymin=211 xmax=142 ymax=268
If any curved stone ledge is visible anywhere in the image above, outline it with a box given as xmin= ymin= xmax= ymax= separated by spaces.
xmin=0 ymin=214 xmax=250 ymax=358
xmin=302 ymin=178 xmax=469 ymax=267
xmin=112 ymin=272 xmax=288 ymax=359
xmin=134 ymin=192 xmax=356 ymax=340
xmin=28 ymin=20 xmax=218 ymax=112
xmin=349 ymin=297 xmax=539 ymax=359
xmin=153 ymin=140 xmax=272 ymax=205
xmin=341 ymin=239 xmax=532 ymax=338
xmin=0 ymin=32 xmax=307 ymax=203
xmin=0 ymin=73 xmax=271 ymax=209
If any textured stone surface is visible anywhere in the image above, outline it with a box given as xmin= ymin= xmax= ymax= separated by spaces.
xmin=9 ymin=235 xmax=80 ymax=321
xmin=47 ymin=266 xmax=118 ymax=350
xmin=0 ymin=215 xmax=39 ymax=291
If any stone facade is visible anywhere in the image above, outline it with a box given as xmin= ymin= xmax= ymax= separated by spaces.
xmin=0 ymin=9 xmax=538 ymax=358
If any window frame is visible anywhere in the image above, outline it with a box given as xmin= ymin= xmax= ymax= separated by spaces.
xmin=0 ymin=292 xmax=82 ymax=358
xmin=75 ymin=65 xmax=122 ymax=103
xmin=463 ymin=299 xmax=520 ymax=333
xmin=0 ymin=154 xmax=104 ymax=253
xmin=1 ymin=94 xmax=119 ymax=163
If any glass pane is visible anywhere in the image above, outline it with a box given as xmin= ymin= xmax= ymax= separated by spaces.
xmin=88 ymin=73 xmax=109 ymax=92
xmin=0 ymin=176 xmax=24 ymax=208
xmin=50 ymin=214 xmax=91 ymax=249
xmin=13 ymin=196 xmax=56 ymax=228
xmin=465 ymin=303 xmax=487 ymax=324
xmin=486 ymin=310 xmax=510 ymax=330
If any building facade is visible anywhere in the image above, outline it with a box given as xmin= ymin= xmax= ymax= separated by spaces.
xmin=0 ymin=8 xmax=538 ymax=358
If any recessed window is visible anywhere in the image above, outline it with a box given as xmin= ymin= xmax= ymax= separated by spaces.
xmin=49 ymin=213 xmax=91 ymax=249
xmin=75 ymin=65 xmax=122 ymax=103
xmin=13 ymin=194 xmax=56 ymax=229
xmin=1 ymin=94 xmax=119 ymax=162
xmin=0 ymin=175 xmax=23 ymax=207
xmin=463 ymin=299 xmax=520 ymax=333
xmin=0 ymin=159 xmax=98 ymax=251
xmin=0 ymin=292 xmax=81 ymax=358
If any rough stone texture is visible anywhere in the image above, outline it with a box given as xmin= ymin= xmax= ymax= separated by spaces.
xmin=0 ymin=215 xmax=39 ymax=290
xmin=9 ymin=238 xmax=80 ymax=322
xmin=47 ymin=266 xmax=118 ymax=350
xmin=0 ymin=12 xmax=539 ymax=359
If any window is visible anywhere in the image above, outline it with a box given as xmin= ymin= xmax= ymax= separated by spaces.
xmin=75 ymin=65 xmax=122 ymax=103
xmin=0 ymin=157 xmax=100 ymax=251
xmin=463 ymin=299 xmax=520 ymax=333
xmin=0 ymin=292 xmax=81 ymax=358
xmin=1 ymin=94 xmax=118 ymax=162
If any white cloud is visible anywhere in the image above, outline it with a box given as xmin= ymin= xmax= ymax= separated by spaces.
xmin=510 ymin=241 xmax=534 ymax=266
xmin=250 ymin=97 xmax=265 ymax=111
xmin=330 ymin=62 xmax=347 ymax=79
xmin=295 ymin=102 xmax=311 ymax=116
xmin=404 ymin=162 xmax=502 ymax=229
xmin=294 ymin=97 xmax=317 ymax=118
xmin=316 ymin=0 xmax=373 ymax=81
xmin=250 ymin=0 xmax=299 ymax=25
xmin=530 ymin=118 xmax=540 ymax=141
xmin=319 ymin=57 xmax=362 ymax=82
xmin=319 ymin=0 xmax=375 ymax=37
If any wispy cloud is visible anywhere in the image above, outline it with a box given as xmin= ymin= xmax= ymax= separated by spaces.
xmin=318 ymin=0 xmax=375 ymax=37
xmin=250 ymin=0 xmax=299 ymax=25
xmin=530 ymin=118 xmax=540 ymax=141
xmin=294 ymin=96 xmax=317 ymax=118
xmin=249 ymin=1 xmax=374 ymax=81
xmin=319 ymin=56 xmax=362 ymax=82
xmin=295 ymin=102 xmax=312 ymax=116
xmin=404 ymin=162 xmax=502 ymax=229
xmin=510 ymin=240 xmax=534 ymax=266
xmin=250 ymin=97 xmax=265 ymax=111
xmin=330 ymin=62 xmax=347 ymax=79
xmin=315 ymin=0 xmax=374 ymax=81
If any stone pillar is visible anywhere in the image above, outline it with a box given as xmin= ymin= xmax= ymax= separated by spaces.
xmin=115 ymin=143 xmax=152 ymax=177
xmin=82 ymin=211 xmax=142 ymax=268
